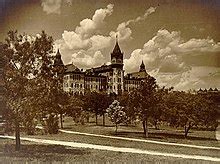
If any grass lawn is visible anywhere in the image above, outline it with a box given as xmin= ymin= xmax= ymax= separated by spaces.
xmin=1 ymin=116 xmax=219 ymax=163
xmin=0 ymin=138 xmax=219 ymax=163
xmin=61 ymin=116 xmax=219 ymax=147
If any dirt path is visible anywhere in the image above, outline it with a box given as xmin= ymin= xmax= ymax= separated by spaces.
xmin=59 ymin=129 xmax=220 ymax=150
xmin=0 ymin=135 xmax=220 ymax=162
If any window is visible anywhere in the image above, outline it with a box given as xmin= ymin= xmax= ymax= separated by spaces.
xmin=118 ymin=70 xmax=121 ymax=76
xmin=80 ymin=84 xmax=82 ymax=88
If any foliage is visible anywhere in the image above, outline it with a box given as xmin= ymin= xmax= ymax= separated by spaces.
xmin=128 ymin=76 xmax=157 ymax=137
xmin=106 ymin=100 xmax=127 ymax=133
xmin=65 ymin=96 xmax=86 ymax=125
xmin=1 ymin=30 xmax=57 ymax=149
xmin=165 ymin=91 xmax=218 ymax=137
xmin=83 ymin=91 xmax=112 ymax=125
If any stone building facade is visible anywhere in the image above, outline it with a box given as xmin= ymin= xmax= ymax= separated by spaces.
xmin=55 ymin=38 xmax=149 ymax=95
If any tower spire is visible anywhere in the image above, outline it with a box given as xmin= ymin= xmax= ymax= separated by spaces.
xmin=139 ymin=60 xmax=146 ymax=72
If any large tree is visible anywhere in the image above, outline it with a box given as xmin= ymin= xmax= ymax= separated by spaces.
xmin=129 ymin=76 xmax=157 ymax=138
xmin=165 ymin=91 xmax=218 ymax=138
xmin=2 ymin=30 xmax=54 ymax=150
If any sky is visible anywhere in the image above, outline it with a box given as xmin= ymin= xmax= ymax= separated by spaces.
xmin=0 ymin=0 xmax=220 ymax=91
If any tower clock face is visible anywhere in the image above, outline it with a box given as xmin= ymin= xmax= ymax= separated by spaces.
xmin=112 ymin=58 xmax=116 ymax=63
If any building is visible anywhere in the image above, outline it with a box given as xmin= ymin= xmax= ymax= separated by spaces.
xmin=55 ymin=37 xmax=150 ymax=95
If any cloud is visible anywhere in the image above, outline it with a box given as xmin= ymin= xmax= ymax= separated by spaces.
xmin=56 ymin=5 xmax=157 ymax=68
xmin=60 ymin=4 xmax=114 ymax=51
xmin=71 ymin=50 xmax=105 ymax=69
xmin=41 ymin=0 xmax=73 ymax=14
xmin=151 ymin=67 xmax=220 ymax=91
xmin=62 ymin=30 xmax=90 ymax=50
xmin=75 ymin=4 xmax=114 ymax=38
xmin=124 ymin=29 xmax=220 ymax=73
xmin=110 ymin=7 xmax=157 ymax=42
xmin=123 ymin=29 xmax=220 ymax=90
xmin=125 ymin=7 xmax=156 ymax=26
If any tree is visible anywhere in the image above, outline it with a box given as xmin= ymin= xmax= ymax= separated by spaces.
xmin=2 ymin=30 xmax=54 ymax=150
xmin=66 ymin=96 xmax=85 ymax=124
xmin=106 ymin=100 xmax=127 ymax=133
xmin=83 ymin=91 xmax=112 ymax=126
xmin=150 ymin=87 xmax=173 ymax=129
xmin=128 ymin=76 xmax=157 ymax=137
xmin=165 ymin=91 xmax=218 ymax=138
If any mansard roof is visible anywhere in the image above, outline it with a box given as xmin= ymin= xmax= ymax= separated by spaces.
xmin=65 ymin=64 xmax=81 ymax=73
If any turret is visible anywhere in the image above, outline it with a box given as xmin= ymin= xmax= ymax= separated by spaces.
xmin=54 ymin=49 xmax=65 ymax=80
xmin=111 ymin=35 xmax=123 ymax=67
xmin=54 ymin=49 xmax=64 ymax=66
xmin=109 ymin=35 xmax=124 ymax=95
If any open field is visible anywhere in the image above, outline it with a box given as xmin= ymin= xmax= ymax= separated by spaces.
xmin=60 ymin=116 xmax=219 ymax=147
xmin=0 ymin=138 xmax=219 ymax=164
xmin=0 ymin=116 xmax=219 ymax=163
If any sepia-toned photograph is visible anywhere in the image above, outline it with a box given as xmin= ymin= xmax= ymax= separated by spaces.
xmin=0 ymin=0 xmax=220 ymax=163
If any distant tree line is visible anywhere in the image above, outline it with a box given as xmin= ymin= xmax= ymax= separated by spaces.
xmin=1 ymin=31 xmax=219 ymax=151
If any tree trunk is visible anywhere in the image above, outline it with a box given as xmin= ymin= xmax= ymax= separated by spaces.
xmin=184 ymin=122 xmax=191 ymax=138
xmin=154 ymin=120 xmax=158 ymax=130
xmin=142 ymin=121 xmax=146 ymax=137
xmin=102 ymin=113 xmax=105 ymax=126
xmin=86 ymin=114 xmax=89 ymax=123
xmin=115 ymin=124 xmax=118 ymax=133
xmin=60 ymin=113 xmax=63 ymax=129
xmin=15 ymin=118 xmax=20 ymax=151
xmin=95 ymin=113 xmax=98 ymax=125
xmin=145 ymin=117 xmax=149 ymax=138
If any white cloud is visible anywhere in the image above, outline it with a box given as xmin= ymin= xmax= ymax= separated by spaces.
xmin=110 ymin=7 xmax=157 ymax=43
xmin=124 ymin=29 xmax=220 ymax=74
xmin=62 ymin=30 xmax=90 ymax=50
xmin=151 ymin=67 xmax=220 ymax=91
xmin=71 ymin=50 xmax=105 ymax=68
xmin=89 ymin=35 xmax=112 ymax=51
xmin=41 ymin=0 xmax=73 ymax=14
xmin=124 ymin=29 xmax=220 ymax=90
xmin=75 ymin=4 xmax=114 ymax=38
xmin=56 ymin=5 xmax=157 ymax=68
xmin=125 ymin=7 xmax=156 ymax=26
xmin=179 ymin=38 xmax=220 ymax=53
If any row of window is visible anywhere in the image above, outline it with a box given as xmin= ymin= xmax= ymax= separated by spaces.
xmin=124 ymin=86 xmax=136 ymax=91
xmin=85 ymin=84 xmax=105 ymax=90
xmin=64 ymin=75 xmax=106 ymax=82
xmin=64 ymin=83 xmax=83 ymax=88
xmin=108 ymin=78 xmax=122 ymax=83
xmin=64 ymin=74 xmax=82 ymax=80
xmin=85 ymin=77 xmax=105 ymax=82
xmin=125 ymin=80 xmax=140 ymax=85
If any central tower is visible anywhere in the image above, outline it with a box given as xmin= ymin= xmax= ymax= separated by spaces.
xmin=110 ymin=36 xmax=124 ymax=95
